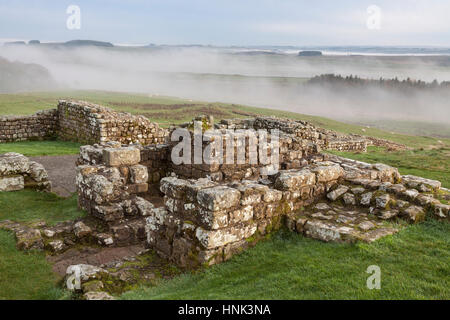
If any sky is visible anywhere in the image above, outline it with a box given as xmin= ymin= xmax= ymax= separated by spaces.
xmin=1 ymin=0 xmax=450 ymax=46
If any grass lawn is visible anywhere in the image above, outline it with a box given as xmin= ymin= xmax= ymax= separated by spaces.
xmin=327 ymin=146 xmax=450 ymax=189
xmin=0 ymin=231 xmax=71 ymax=300
xmin=122 ymin=220 xmax=449 ymax=300
xmin=0 ymin=191 xmax=85 ymax=300
xmin=0 ymin=140 xmax=82 ymax=157
xmin=0 ymin=190 xmax=85 ymax=223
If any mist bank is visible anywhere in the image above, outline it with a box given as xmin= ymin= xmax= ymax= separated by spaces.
xmin=0 ymin=45 xmax=449 ymax=125
xmin=0 ymin=56 xmax=56 ymax=93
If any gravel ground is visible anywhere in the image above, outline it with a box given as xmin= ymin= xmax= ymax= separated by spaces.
xmin=30 ymin=155 xmax=78 ymax=197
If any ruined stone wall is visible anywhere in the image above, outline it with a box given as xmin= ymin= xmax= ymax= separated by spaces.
xmin=0 ymin=100 xmax=168 ymax=145
xmin=77 ymin=141 xmax=170 ymax=188
xmin=216 ymin=116 xmax=367 ymax=153
xmin=362 ymin=136 xmax=408 ymax=151
xmin=73 ymin=142 xmax=449 ymax=268
xmin=0 ymin=152 xmax=51 ymax=192
xmin=144 ymin=154 xmax=450 ymax=267
xmin=76 ymin=146 xmax=156 ymax=246
xmin=169 ymin=129 xmax=280 ymax=182
xmin=145 ymin=161 xmax=350 ymax=267
xmin=168 ymin=116 xmax=320 ymax=182
xmin=0 ymin=109 xmax=58 ymax=143
xmin=58 ymin=100 xmax=168 ymax=145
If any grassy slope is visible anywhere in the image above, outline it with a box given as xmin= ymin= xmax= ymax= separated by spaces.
xmin=328 ymin=146 xmax=450 ymax=189
xmin=0 ymin=91 xmax=448 ymax=148
xmin=123 ymin=221 xmax=449 ymax=300
xmin=0 ymin=191 xmax=84 ymax=300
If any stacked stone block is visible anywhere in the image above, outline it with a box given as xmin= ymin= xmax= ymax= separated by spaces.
xmin=58 ymin=100 xmax=168 ymax=145
xmin=77 ymin=141 xmax=170 ymax=188
xmin=145 ymin=161 xmax=346 ymax=267
xmin=0 ymin=152 xmax=51 ymax=192
xmin=216 ymin=116 xmax=367 ymax=153
xmin=0 ymin=109 xmax=58 ymax=142
xmin=169 ymin=127 xmax=279 ymax=182
xmin=76 ymin=146 xmax=155 ymax=246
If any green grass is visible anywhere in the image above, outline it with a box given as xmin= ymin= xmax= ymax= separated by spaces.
xmin=0 ymin=190 xmax=85 ymax=300
xmin=122 ymin=220 xmax=449 ymax=300
xmin=0 ymin=140 xmax=82 ymax=157
xmin=0 ymin=230 xmax=71 ymax=300
xmin=0 ymin=190 xmax=85 ymax=224
xmin=327 ymin=146 xmax=450 ymax=189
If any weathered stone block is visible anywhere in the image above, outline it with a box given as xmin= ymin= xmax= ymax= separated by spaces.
xmin=130 ymin=164 xmax=148 ymax=184
xmin=274 ymin=169 xmax=316 ymax=190
xmin=103 ymin=147 xmax=140 ymax=166
xmin=433 ymin=203 xmax=449 ymax=220
xmin=327 ymin=185 xmax=349 ymax=201
xmin=93 ymin=204 xmax=124 ymax=222
xmin=197 ymin=186 xmax=241 ymax=211
xmin=195 ymin=223 xmax=257 ymax=249
xmin=0 ymin=152 xmax=30 ymax=175
xmin=0 ymin=175 xmax=24 ymax=191
xmin=401 ymin=205 xmax=425 ymax=223
xmin=375 ymin=194 xmax=390 ymax=209
xmin=310 ymin=162 xmax=344 ymax=182
xmin=160 ymin=177 xmax=190 ymax=199
xmin=401 ymin=175 xmax=441 ymax=191
xmin=74 ymin=221 xmax=92 ymax=238
xmin=360 ymin=192 xmax=372 ymax=206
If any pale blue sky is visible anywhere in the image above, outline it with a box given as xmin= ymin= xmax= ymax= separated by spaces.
xmin=1 ymin=0 xmax=449 ymax=46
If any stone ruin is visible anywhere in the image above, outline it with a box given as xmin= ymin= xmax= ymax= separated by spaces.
xmin=0 ymin=101 xmax=448 ymax=299
xmin=0 ymin=100 xmax=168 ymax=145
xmin=69 ymin=113 xmax=449 ymax=269
xmin=0 ymin=152 xmax=51 ymax=192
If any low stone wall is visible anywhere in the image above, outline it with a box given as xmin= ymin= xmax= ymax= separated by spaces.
xmin=0 ymin=153 xmax=51 ymax=191
xmin=216 ymin=116 xmax=368 ymax=153
xmin=143 ymin=154 xmax=450 ymax=267
xmin=363 ymin=136 xmax=408 ymax=151
xmin=0 ymin=109 xmax=58 ymax=143
xmin=145 ymin=162 xmax=340 ymax=267
xmin=0 ymin=100 xmax=168 ymax=145
xmin=58 ymin=100 xmax=168 ymax=145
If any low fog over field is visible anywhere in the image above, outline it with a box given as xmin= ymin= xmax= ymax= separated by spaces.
xmin=1 ymin=44 xmax=450 ymax=126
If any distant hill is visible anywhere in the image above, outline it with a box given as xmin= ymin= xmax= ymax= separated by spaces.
xmin=0 ymin=57 xmax=56 ymax=93
xmin=4 ymin=41 xmax=26 ymax=46
xmin=298 ymin=50 xmax=322 ymax=56
xmin=63 ymin=40 xmax=114 ymax=47
xmin=2 ymin=39 xmax=114 ymax=48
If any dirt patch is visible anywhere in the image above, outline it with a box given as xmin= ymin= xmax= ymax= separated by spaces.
xmin=48 ymin=244 xmax=144 ymax=276
xmin=30 ymin=155 xmax=78 ymax=197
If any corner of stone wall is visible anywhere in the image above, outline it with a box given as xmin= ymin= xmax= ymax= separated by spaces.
xmin=76 ymin=145 xmax=156 ymax=246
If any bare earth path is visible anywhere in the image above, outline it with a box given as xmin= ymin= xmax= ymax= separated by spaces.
xmin=30 ymin=155 xmax=78 ymax=197
xmin=48 ymin=245 xmax=145 ymax=276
